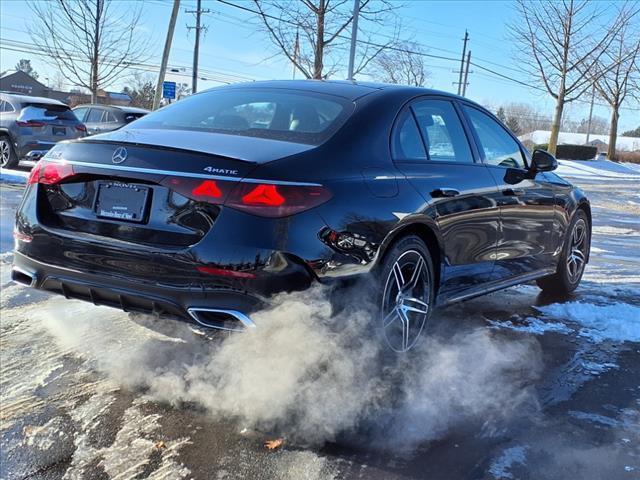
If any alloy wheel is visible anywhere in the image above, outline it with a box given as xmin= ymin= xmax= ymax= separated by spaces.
xmin=567 ymin=218 xmax=588 ymax=283
xmin=381 ymin=250 xmax=431 ymax=353
xmin=0 ymin=139 xmax=10 ymax=167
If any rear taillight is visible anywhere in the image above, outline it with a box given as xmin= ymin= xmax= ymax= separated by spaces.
xmin=75 ymin=124 xmax=87 ymax=133
xmin=160 ymin=177 xmax=331 ymax=218
xmin=16 ymin=120 xmax=45 ymax=127
xmin=226 ymin=183 xmax=331 ymax=217
xmin=27 ymin=160 xmax=75 ymax=185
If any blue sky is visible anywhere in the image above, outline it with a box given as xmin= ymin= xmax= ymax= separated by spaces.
xmin=1 ymin=0 xmax=637 ymax=132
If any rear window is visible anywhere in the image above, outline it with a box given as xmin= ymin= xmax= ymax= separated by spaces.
xmin=19 ymin=103 xmax=78 ymax=122
xmin=130 ymin=88 xmax=352 ymax=145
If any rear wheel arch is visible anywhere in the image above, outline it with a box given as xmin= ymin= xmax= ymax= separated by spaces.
xmin=378 ymin=222 xmax=442 ymax=296
xmin=576 ymin=200 xmax=592 ymax=261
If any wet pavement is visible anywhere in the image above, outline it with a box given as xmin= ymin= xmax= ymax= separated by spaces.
xmin=1 ymin=171 xmax=639 ymax=480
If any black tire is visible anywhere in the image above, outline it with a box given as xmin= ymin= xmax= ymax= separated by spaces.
xmin=0 ymin=135 xmax=18 ymax=169
xmin=376 ymin=235 xmax=435 ymax=353
xmin=536 ymin=210 xmax=590 ymax=294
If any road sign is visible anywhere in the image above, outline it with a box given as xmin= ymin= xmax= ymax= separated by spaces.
xmin=162 ymin=81 xmax=176 ymax=100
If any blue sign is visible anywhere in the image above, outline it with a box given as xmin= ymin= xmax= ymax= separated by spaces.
xmin=162 ymin=81 xmax=176 ymax=99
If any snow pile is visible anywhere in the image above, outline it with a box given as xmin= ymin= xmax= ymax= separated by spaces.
xmin=555 ymin=159 xmax=640 ymax=180
xmin=0 ymin=167 xmax=28 ymax=185
xmin=536 ymin=301 xmax=640 ymax=343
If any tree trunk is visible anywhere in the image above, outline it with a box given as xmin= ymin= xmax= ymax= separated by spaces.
xmin=548 ymin=96 xmax=565 ymax=156
xmin=313 ymin=1 xmax=325 ymax=79
xmin=607 ymin=106 xmax=619 ymax=161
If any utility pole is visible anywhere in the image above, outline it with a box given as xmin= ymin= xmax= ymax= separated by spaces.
xmin=461 ymin=50 xmax=471 ymax=96
xmin=187 ymin=0 xmax=209 ymax=94
xmin=456 ymin=30 xmax=469 ymax=95
xmin=347 ymin=0 xmax=360 ymax=80
xmin=153 ymin=0 xmax=180 ymax=110
xmin=585 ymin=83 xmax=596 ymax=144
xmin=293 ymin=29 xmax=300 ymax=79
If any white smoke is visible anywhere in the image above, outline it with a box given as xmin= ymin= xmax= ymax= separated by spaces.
xmin=38 ymin=285 xmax=541 ymax=448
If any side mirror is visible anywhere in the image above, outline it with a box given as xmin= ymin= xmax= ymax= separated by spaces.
xmin=531 ymin=149 xmax=557 ymax=173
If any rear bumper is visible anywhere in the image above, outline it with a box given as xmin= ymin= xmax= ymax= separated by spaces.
xmin=12 ymin=251 xmax=266 ymax=332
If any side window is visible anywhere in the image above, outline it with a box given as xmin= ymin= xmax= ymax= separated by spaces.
xmin=0 ymin=100 xmax=15 ymax=113
xmin=86 ymin=108 xmax=105 ymax=123
xmin=392 ymin=110 xmax=427 ymax=161
xmin=411 ymin=100 xmax=473 ymax=163
xmin=102 ymin=111 xmax=117 ymax=122
xmin=73 ymin=107 xmax=88 ymax=121
xmin=463 ymin=106 xmax=526 ymax=169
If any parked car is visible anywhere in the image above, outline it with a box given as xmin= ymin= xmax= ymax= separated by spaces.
xmin=73 ymin=104 xmax=149 ymax=135
xmin=0 ymin=92 xmax=86 ymax=168
xmin=12 ymin=80 xmax=591 ymax=353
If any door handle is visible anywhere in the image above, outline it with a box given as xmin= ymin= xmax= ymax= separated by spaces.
xmin=431 ymin=188 xmax=460 ymax=198
xmin=502 ymin=188 xmax=525 ymax=196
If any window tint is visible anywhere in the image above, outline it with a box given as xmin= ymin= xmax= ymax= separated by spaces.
xmin=463 ymin=106 xmax=526 ymax=169
xmin=86 ymin=108 xmax=105 ymax=123
xmin=411 ymin=100 xmax=473 ymax=163
xmin=392 ymin=110 xmax=427 ymax=161
xmin=73 ymin=107 xmax=88 ymax=121
xmin=132 ymin=89 xmax=351 ymax=145
xmin=124 ymin=112 xmax=146 ymax=123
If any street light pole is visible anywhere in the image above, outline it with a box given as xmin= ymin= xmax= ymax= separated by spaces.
xmin=347 ymin=0 xmax=360 ymax=80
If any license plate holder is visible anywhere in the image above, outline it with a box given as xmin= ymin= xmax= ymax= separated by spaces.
xmin=52 ymin=126 xmax=66 ymax=136
xmin=94 ymin=182 xmax=149 ymax=223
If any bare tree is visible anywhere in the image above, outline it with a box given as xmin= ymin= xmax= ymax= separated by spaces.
xmin=28 ymin=0 xmax=151 ymax=103
xmin=510 ymin=0 xmax=625 ymax=156
xmin=594 ymin=5 xmax=640 ymax=160
xmin=490 ymin=102 xmax=553 ymax=134
xmin=372 ymin=41 xmax=427 ymax=86
xmin=122 ymin=73 xmax=156 ymax=110
xmin=252 ymin=0 xmax=399 ymax=79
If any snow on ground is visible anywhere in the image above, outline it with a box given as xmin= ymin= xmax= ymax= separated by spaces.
xmin=0 ymin=168 xmax=28 ymax=185
xmin=555 ymin=159 xmax=640 ymax=180
xmin=488 ymin=445 xmax=528 ymax=479
xmin=535 ymin=302 xmax=640 ymax=343
xmin=485 ymin=316 xmax=573 ymax=336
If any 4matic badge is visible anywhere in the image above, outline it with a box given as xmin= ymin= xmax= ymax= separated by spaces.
xmin=204 ymin=166 xmax=239 ymax=175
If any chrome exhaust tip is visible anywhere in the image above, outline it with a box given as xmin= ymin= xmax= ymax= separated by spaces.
xmin=187 ymin=308 xmax=256 ymax=332
xmin=11 ymin=266 xmax=37 ymax=287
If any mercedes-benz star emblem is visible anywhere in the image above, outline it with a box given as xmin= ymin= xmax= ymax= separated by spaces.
xmin=112 ymin=146 xmax=128 ymax=164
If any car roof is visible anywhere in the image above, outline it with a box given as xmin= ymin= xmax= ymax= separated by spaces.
xmin=73 ymin=104 xmax=149 ymax=113
xmin=0 ymin=92 xmax=67 ymax=106
xmin=204 ymin=79 xmax=462 ymax=101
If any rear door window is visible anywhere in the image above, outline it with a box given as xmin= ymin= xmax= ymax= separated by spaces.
xmin=1 ymin=100 xmax=15 ymax=113
xmin=132 ymin=88 xmax=352 ymax=145
xmin=411 ymin=100 xmax=474 ymax=163
xmin=86 ymin=108 xmax=106 ymax=123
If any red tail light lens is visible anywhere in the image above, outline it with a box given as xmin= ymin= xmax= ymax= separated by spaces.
xmin=161 ymin=177 xmax=331 ymax=218
xmin=27 ymin=161 xmax=43 ymax=185
xmin=226 ymin=183 xmax=332 ymax=218
xmin=16 ymin=120 xmax=45 ymax=127
xmin=27 ymin=160 xmax=75 ymax=185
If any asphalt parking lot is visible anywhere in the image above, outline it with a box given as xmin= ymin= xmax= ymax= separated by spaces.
xmin=1 ymin=165 xmax=639 ymax=480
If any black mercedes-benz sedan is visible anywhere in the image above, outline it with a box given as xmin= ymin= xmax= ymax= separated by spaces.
xmin=12 ymin=80 xmax=591 ymax=352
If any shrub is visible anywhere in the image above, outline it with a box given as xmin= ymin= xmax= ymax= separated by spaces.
xmin=555 ymin=144 xmax=597 ymax=160
xmin=616 ymin=151 xmax=640 ymax=164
